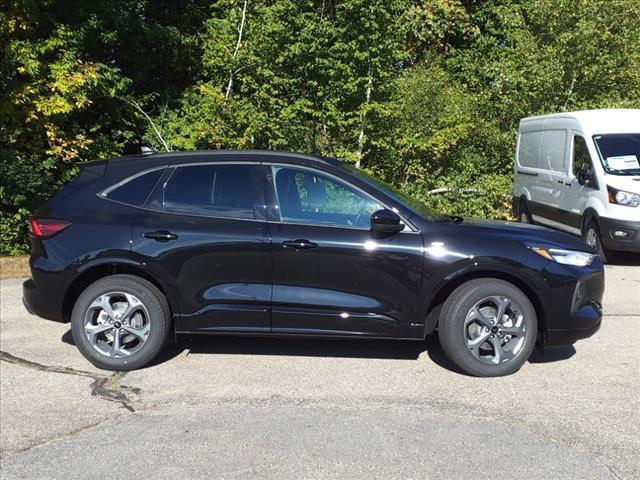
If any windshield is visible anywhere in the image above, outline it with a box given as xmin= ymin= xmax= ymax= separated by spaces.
xmin=593 ymin=134 xmax=640 ymax=175
xmin=341 ymin=164 xmax=446 ymax=221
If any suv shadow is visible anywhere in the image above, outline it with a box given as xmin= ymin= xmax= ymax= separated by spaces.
xmin=63 ymin=330 xmax=574 ymax=375
xmin=607 ymin=252 xmax=640 ymax=266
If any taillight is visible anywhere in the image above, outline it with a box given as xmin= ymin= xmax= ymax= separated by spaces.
xmin=29 ymin=218 xmax=71 ymax=238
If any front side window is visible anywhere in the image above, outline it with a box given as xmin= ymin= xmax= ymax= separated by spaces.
xmin=572 ymin=135 xmax=593 ymax=178
xmin=272 ymin=166 xmax=381 ymax=228
xmin=163 ymin=164 xmax=254 ymax=219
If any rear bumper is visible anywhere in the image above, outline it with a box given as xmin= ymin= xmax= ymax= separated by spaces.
xmin=599 ymin=217 xmax=640 ymax=253
xmin=22 ymin=277 xmax=66 ymax=322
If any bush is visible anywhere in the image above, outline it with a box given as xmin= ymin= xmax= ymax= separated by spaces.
xmin=404 ymin=174 xmax=514 ymax=221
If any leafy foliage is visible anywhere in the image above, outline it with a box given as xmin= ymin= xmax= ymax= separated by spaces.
xmin=2 ymin=0 xmax=639 ymax=253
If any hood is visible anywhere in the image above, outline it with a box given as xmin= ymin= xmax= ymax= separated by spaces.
xmin=453 ymin=217 xmax=593 ymax=252
xmin=603 ymin=174 xmax=640 ymax=194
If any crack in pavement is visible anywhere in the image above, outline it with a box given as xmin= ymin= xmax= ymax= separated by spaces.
xmin=0 ymin=350 xmax=141 ymax=412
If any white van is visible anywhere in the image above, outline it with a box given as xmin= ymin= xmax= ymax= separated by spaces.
xmin=513 ymin=109 xmax=640 ymax=261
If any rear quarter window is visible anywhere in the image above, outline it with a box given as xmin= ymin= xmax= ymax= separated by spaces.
xmin=103 ymin=169 xmax=164 ymax=207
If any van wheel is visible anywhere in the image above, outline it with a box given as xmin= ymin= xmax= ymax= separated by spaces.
xmin=583 ymin=220 xmax=609 ymax=263
xmin=518 ymin=202 xmax=532 ymax=224
xmin=438 ymin=279 xmax=537 ymax=377
xmin=71 ymin=275 xmax=170 ymax=371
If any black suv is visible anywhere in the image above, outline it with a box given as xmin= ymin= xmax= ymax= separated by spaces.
xmin=23 ymin=150 xmax=604 ymax=376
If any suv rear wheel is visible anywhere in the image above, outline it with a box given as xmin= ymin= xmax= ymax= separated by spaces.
xmin=71 ymin=274 xmax=170 ymax=370
xmin=438 ymin=279 xmax=537 ymax=377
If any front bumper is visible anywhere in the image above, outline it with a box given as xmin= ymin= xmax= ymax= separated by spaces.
xmin=599 ymin=217 xmax=640 ymax=253
xmin=539 ymin=261 xmax=604 ymax=347
xmin=546 ymin=302 xmax=602 ymax=346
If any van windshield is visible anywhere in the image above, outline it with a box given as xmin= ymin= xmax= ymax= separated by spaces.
xmin=593 ymin=134 xmax=640 ymax=175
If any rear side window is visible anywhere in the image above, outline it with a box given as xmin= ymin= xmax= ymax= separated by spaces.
xmin=105 ymin=169 xmax=164 ymax=206
xmin=163 ymin=164 xmax=254 ymax=219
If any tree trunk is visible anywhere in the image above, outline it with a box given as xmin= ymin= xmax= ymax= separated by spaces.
xmin=121 ymin=97 xmax=170 ymax=152
xmin=225 ymin=0 xmax=249 ymax=101
xmin=355 ymin=75 xmax=372 ymax=169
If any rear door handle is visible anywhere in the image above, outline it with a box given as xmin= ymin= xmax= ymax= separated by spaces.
xmin=282 ymin=239 xmax=318 ymax=250
xmin=144 ymin=230 xmax=179 ymax=242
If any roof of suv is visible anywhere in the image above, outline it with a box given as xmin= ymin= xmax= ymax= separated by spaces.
xmin=103 ymin=149 xmax=343 ymax=169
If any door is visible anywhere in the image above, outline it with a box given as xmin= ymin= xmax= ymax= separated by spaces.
xmin=131 ymin=162 xmax=272 ymax=333
xmin=561 ymin=133 xmax=598 ymax=234
xmin=263 ymin=164 xmax=424 ymax=338
xmin=527 ymin=129 xmax=573 ymax=228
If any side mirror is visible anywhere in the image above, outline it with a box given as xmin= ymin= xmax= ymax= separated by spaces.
xmin=577 ymin=163 xmax=594 ymax=187
xmin=370 ymin=209 xmax=404 ymax=234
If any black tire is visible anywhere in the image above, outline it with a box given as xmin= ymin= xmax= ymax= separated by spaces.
xmin=583 ymin=219 xmax=609 ymax=264
xmin=518 ymin=200 xmax=532 ymax=224
xmin=438 ymin=279 xmax=538 ymax=377
xmin=71 ymin=274 xmax=170 ymax=371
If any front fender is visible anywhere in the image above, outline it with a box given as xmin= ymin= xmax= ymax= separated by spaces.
xmin=418 ymin=256 xmax=546 ymax=337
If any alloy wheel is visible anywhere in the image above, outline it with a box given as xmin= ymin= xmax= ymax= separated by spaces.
xmin=463 ymin=296 xmax=527 ymax=365
xmin=83 ymin=292 xmax=151 ymax=358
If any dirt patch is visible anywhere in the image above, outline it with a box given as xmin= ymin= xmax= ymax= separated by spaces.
xmin=0 ymin=256 xmax=30 ymax=280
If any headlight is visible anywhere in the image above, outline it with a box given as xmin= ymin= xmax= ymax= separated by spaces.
xmin=526 ymin=244 xmax=597 ymax=267
xmin=607 ymin=185 xmax=640 ymax=207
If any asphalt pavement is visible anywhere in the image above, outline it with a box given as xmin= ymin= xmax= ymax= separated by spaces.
xmin=1 ymin=263 xmax=639 ymax=479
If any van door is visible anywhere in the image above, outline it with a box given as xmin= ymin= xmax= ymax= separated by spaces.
xmin=560 ymin=133 xmax=599 ymax=234
xmin=530 ymin=129 xmax=573 ymax=230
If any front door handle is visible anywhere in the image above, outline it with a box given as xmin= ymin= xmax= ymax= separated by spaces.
xmin=144 ymin=230 xmax=179 ymax=242
xmin=282 ymin=239 xmax=318 ymax=250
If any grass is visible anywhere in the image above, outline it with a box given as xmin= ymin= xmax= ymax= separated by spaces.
xmin=0 ymin=256 xmax=30 ymax=280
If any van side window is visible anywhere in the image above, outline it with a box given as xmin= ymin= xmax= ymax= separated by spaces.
xmin=518 ymin=131 xmax=543 ymax=168
xmin=518 ymin=130 xmax=566 ymax=172
xmin=572 ymin=136 xmax=593 ymax=178
xmin=540 ymin=130 xmax=567 ymax=172
xmin=163 ymin=164 xmax=254 ymax=219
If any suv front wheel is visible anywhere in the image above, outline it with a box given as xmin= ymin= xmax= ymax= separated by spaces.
xmin=438 ymin=279 xmax=537 ymax=377
xmin=71 ymin=274 xmax=170 ymax=371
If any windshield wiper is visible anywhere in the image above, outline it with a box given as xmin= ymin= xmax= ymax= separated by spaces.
xmin=607 ymin=168 xmax=640 ymax=175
